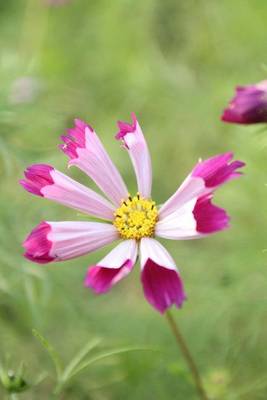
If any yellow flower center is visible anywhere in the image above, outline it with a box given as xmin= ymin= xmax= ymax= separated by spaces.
xmin=113 ymin=193 xmax=158 ymax=240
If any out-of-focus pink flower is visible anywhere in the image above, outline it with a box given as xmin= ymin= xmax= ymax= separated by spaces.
xmin=20 ymin=114 xmax=245 ymax=313
xmin=221 ymin=80 xmax=267 ymax=124
xmin=9 ymin=77 xmax=41 ymax=105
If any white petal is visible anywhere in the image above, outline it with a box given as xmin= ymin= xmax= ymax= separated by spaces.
xmin=159 ymin=175 xmax=205 ymax=219
xmin=84 ymin=240 xmax=138 ymax=294
xmin=43 ymin=169 xmax=115 ymax=220
xmin=48 ymin=221 xmax=118 ymax=260
xmin=156 ymin=198 xmax=201 ymax=240
xmin=61 ymin=120 xmax=128 ymax=205
xmin=140 ymin=237 xmax=177 ymax=271
xmin=116 ymin=114 xmax=152 ymax=198
xmin=94 ymin=239 xmax=137 ymax=269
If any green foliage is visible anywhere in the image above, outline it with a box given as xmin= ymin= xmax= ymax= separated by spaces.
xmin=32 ymin=329 xmax=153 ymax=396
xmin=0 ymin=0 xmax=267 ymax=399
xmin=0 ymin=362 xmax=29 ymax=394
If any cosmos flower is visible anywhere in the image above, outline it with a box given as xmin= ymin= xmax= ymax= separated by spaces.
xmin=20 ymin=114 xmax=245 ymax=313
xmin=221 ymin=80 xmax=267 ymax=124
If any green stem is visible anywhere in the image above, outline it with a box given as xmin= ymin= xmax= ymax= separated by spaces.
xmin=165 ymin=311 xmax=209 ymax=400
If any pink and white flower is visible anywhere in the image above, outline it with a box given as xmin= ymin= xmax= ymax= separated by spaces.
xmin=21 ymin=114 xmax=245 ymax=313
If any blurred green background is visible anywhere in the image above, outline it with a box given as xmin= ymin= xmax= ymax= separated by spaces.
xmin=0 ymin=0 xmax=266 ymax=399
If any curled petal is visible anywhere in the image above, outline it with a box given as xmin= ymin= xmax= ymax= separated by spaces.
xmin=20 ymin=164 xmax=115 ymax=220
xmin=159 ymin=153 xmax=244 ymax=219
xmin=221 ymin=81 xmax=267 ymax=124
xmin=116 ymin=113 xmax=152 ymax=198
xmin=192 ymin=152 xmax=245 ymax=188
xmin=140 ymin=238 xmax=186 ymax=313
xmin=60 ymin=119 xmax=128 ymax=206
xmin=20 ymin=164 xmax=54 ymax=197
xmin=23 ymin=221 xmax=118 ymax=264
xmin=85 ymin=240 xmax=137 ymax=294
xmin=23 ymin=222 xmax=54 ymax=264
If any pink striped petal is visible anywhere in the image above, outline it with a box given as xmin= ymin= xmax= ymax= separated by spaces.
xmin=23 ymin=221 xmax=118 ymax=264
xmin=23 ymin=221 xmax=54 ymax=264
xmin=159 ymin=153 xmax=244 ymax=219
xmin=85 ymin=240 xmax=137 ymax=294
xmin=60 ymin=119 xmax=128 ymax=206
xmin=20 ymin=164 xmax=115 ymax=220
xmin=193 ymin=194 xmax=230 ymax=234
xmin=159 ymin=175 xmax=205 ymax=219
xmin=192 ymin=152 xmax=245 ymax=188
xmin=156 ymin=195 xmax=229 ymax=240
xmin=140 ymin=238 xmax=186 ymax=313
xmin=20 ymin=164 xmax=54 ymax=196
xmin=116 ymin=113 xmax=152 ymax=198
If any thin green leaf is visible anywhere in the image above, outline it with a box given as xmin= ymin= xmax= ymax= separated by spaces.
xmin=33 ymin=371 xmax=48 ymax=386
xmin=70 ymin=346 xmax=156 ymax=379
xmin=32 ymin=329 xmax=62 ymax=380
xmin=231 ymin=373 xmax=267 ymax=399
xmin=61 ymin=337 xmax=102 ymax=383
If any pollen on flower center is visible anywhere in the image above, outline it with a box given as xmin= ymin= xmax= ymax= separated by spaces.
xmin=113 ymin=193 xmax=158 ymax=240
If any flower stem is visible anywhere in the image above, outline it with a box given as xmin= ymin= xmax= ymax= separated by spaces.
xmin=165 ymin=310 xmax=209 ymax=400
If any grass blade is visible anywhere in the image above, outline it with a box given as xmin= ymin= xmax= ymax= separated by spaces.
xmin=69 ymin=346 xmax=156 ymax=379
xmin=32 ymin=329 xmax=62 ymax=380
xmin=61 ymin=337 xmax=102 ymax=383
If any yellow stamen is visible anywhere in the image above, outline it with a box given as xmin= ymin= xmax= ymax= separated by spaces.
xmin=113 ymin=193 xmax=158 ymax=240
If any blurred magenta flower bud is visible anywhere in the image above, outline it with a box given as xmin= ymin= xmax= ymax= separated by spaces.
xmin=8 ymin=76 xmax=41 ymax=105
xmin=221 ymin=80 xmax=267 ymax=124
xmin=0 ymin=364 xmax=29 ymax=393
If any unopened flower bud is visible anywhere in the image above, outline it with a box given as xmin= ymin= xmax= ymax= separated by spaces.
xmin=0 ymin=365 xmax=29 ymax=393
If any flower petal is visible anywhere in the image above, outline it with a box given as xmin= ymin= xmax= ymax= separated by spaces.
xmin=60 ymin=119 xmax=128 ymax=206
xmin=116 ymin=113 xmax=152 ymax=198
xmin=193 ymin=194 xmax=230 ymax=234
xmin=159 ymin=175 xmax=205 ymax=219
xmin=23 ymin=221 xmax=118 ymax=264
xmin=192 ymin=153 xmax=245 ymax=188
xmin=156 ymin=194 xmax=229 ymax=240
xmin=140 ymin=238 xmax=186 ymax=313
xmin=20 ymin=164 xmax=115 ymax=220
xmin=20 ymin=164 xmax=54 ymax=196
xmin=85 ymin=240 xmax=137 ymax=294
xmin=159 ymin=153 xmax=244 ymax=219
xmin=23 ymin=222 xmax=54 ymax=264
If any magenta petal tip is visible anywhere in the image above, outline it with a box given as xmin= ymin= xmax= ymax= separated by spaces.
xmin=192 ymin=152 xmax=245 ymax=188
xmin=21 ymin=164 xmax=54 ymax=196
xmin=23 ymin=221 xmax=54 ymax=264
xmin=60 ymin=119 xmax=93 ymax=159
xmin=141 ymin=260 xmax=186 ymax=314
xmin=193 ymin=195 xmax=230 ymax=234
xmin=116 ymin=112 xmax=137 ymax=140
xmin=85 ymin=260 xmax=133 ymax=294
